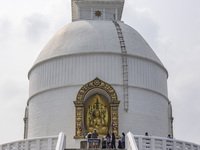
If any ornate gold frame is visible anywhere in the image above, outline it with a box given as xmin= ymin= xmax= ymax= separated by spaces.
xmin=74 ymin=77 xmax=120 ymax=139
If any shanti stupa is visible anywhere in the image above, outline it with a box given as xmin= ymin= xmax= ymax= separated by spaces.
xmin=24 ymin=0 xmax=173 ymax=148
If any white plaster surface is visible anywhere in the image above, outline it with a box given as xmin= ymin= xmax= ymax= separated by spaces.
xmin=71 ymin=0 xmax=124 ymax=21
xmin=32 ymin=20 xmax=164 ymax=66
xmin=27 ymin=20 xmax=171 ymax=148
xmin=28 ymin=87 xmax=78 ymax=148
xmin=29 ymin=54 xmax=167 ymax=98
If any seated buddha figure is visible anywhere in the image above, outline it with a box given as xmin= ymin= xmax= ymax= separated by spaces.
xmin=88 ymin=109 xmax=108 ymax=135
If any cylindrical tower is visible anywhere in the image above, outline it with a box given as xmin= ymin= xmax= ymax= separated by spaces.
xmin=25 ymin=0 xmax=173 ymax=148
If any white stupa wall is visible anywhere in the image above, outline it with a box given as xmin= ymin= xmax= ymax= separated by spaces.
xmin=116 ymin=86 xmax=170 ymax=136
xmin=28 ymin=87 xmax=77 ymax=148
xmin=27 ymin=19 xmax=171 ymax=148
xmin=28 ymin=53 xmax=170 ymax=148
xmin=29 ymin=54 xmax=167 ymax=98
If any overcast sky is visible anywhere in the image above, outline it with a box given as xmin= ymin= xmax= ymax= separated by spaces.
xmin=0 ymin=0 xmax=200 ymax=145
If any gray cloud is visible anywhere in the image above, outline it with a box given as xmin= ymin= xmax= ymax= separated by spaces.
xmin=0 ymin=0 xmax=200 ymax=146
xmin=0 ymin=78 xmax=27 ymax=103
xmin=122 ymin=4 xmax=159 ymax=51
xmin=0 ymin=18 xmax=13 ymax=41
xmin=122 ymin=1 xmax=200 ymax=144
xmin=24 ymin=13 xmax=50 ymax=42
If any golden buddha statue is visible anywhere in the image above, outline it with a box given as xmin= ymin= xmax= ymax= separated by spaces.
xmin=85 ymin=94 xmax=110 ymax=136
xmin=88 ymin=109 xmax=108 ymax=135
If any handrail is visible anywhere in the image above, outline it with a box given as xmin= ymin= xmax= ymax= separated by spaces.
xmin=126 ymin=132 xmax=139 ymax=150
xmin=56 ymin=132 xmax=66 ymax=150
xmin=130 ymin=133 xmax=200 ymax=150
xmin=0 ymin=132 xmax=66 ymax=150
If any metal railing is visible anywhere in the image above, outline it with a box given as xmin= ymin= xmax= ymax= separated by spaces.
xmin=127 ymin=132 xmax=200 ymax=150
xmin=0 ymin=132 xmax=66 ymax=150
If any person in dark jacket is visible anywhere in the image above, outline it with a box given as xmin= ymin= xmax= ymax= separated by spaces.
xmin=121 ymin=133 xmax=125 ymax=148
xmin=106 ymin=132 xmax=111 ymax=149
xmin=118 ymin=138 xmax=122 ymax=149
xmin=102 ymin=137 xmax=106 ymax=149
xmin=87 ymin=132 xmax=92 ymax=148
xmin=92 ymin=129 xmax=99 ymax=149
xmin=111 ymin=133 xmax=116 ymax=149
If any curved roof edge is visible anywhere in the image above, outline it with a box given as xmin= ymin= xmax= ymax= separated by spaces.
xmin=28 ymin=52 xmax=168 ymax=79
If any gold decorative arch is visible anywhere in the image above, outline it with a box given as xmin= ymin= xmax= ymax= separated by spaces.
xmin=74 ymin=78 xmax=120 ymax=139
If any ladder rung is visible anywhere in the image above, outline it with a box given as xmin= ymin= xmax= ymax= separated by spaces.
xmin=113 ymin=20 xmax=129 ymax=112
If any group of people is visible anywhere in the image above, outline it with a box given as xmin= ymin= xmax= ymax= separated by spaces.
xmin=87 ymin=129 xmax=99 ymax=149
xmin=87 ymin=129 xmax=125 ymax=149
xmin=104 ymin=132 xmax=125 ymax=149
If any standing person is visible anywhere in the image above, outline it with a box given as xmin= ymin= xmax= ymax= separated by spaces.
xmin=167 ymin=135 xmax=172 ymax=139
xmin=92 ymin=129 xmax=99 ymax=149
xmin=121 ymin=133 xmax=125 ymax=149
xmin=102 ymin=137 xmax=106 ymax=149
xmin=87 ymin=132 xmax=92 ymax=148
xmin=106 ymin=132 xmax=111 ymax=149
xmin=111 ymin=133 xmax=116 ymax=149
xmin=118 ymin=137 xmax=122 ymax=149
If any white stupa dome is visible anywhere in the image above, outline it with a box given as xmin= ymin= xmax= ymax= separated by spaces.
xmin=32 ymin=20 xmax=164 ymax=67
xmin=25 ymin=0 xmax=172 ymax=148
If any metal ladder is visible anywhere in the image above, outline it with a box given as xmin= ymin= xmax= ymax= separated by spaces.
xmin=113 ymin=20 xmax=129 ymax=112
